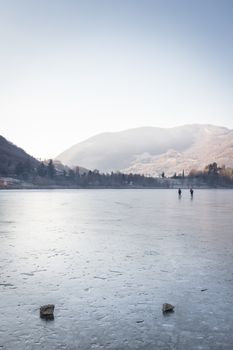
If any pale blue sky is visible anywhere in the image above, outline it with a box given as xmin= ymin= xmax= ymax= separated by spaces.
xmin=0 ymin=0 xmax=233 ymax=158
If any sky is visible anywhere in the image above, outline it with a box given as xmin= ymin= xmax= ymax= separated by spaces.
xmin=0 ymin=0 xmax=233 ymax=159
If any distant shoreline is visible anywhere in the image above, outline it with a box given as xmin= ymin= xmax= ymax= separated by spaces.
xmin=1 ymin=185 xmax=233 ymax=190
xmin=1 ymin=171 xmax=233 ymax=190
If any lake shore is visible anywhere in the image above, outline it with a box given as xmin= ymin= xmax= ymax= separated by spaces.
xmin=1 ymin=176 xmax=233 ymax=190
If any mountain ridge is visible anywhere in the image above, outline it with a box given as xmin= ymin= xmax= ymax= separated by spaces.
xmin=0 ymin=135 xmax=39 ymax=175
xmin=56 ymin=124 xmax=233 ymax=176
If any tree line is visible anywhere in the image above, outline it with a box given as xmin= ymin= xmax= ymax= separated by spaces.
xmin=1 ymin=159 xmax=233 ymax=188
xmin=10 ymin=159 xmax=164 ymax=188
xmin=188 ymin=162 xmax=233 ymax=186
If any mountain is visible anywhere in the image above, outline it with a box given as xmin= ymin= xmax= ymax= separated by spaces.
xmin=56 ymin=124 xmax=233 ymax=176
xmin=0 ymin=135 xmax=39 ymax=175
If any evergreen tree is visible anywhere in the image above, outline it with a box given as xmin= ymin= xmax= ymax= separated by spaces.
xmin=47 ymin=159 xmax=56 ymax=178
xmin=37 ymin=162 xmax=47 ymax=177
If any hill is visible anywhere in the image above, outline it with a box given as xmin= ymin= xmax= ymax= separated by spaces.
xmin=56 ymin=124 xmax=233 ymax=176
xmin=0 ymin=135 xmax=39 ymax=175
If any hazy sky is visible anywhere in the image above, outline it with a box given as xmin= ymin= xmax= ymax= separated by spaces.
xmin=1 ymin=0 xmax=233 ymax=159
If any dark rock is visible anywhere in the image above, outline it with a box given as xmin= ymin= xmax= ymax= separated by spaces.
xmin=40 ymin=304 xmax=55 ymax=320
xmin=162 ymin=303 xmax=175 ymax=313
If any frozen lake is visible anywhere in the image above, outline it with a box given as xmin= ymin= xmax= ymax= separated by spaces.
xmin=0 ymin=189 xmax=233 ymax=349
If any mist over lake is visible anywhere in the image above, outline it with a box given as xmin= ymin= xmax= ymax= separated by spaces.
xmin=0 ymin=189 xmax=233 ymax=349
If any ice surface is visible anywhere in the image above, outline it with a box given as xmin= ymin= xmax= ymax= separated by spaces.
xmin=0 ymin=189 xmax=233 ymax=349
